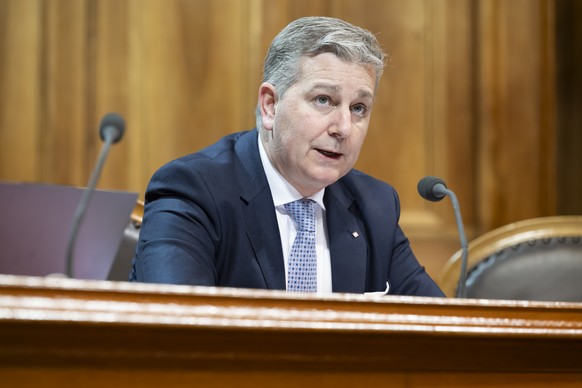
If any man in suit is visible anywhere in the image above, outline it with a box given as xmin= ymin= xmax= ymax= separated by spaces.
xmin=130 ymin=16 xmax=445 ymax=297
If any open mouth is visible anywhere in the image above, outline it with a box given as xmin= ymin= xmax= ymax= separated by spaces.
xmin=316 ymin=149 xmax=342 ymax=159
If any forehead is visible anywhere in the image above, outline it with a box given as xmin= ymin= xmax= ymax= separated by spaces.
xmin=294 ymin=53 xmax=376 ymax=96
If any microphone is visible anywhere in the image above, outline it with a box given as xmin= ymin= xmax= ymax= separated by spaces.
xmin=99 ymin=112 xmax=125 ymax=144
xmin=64 ymin=113 xmax=126 ymax=278
xmin=417 ymin=176 xmax=469 ymax=298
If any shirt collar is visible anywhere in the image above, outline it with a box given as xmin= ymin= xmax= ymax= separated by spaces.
xmin=258 ymin=134 xmax=326 ymax=210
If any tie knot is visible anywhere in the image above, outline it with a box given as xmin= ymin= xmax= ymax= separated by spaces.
xmin=284 ymin=199 xmax=316 ymax=232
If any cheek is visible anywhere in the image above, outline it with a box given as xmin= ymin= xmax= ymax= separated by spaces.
xmin=272 ymin=124 xmax=298 ymax=160
xmin=348 ymin=131 xmax=368 ymax=159
xmin=351 ymin=125 xmax=368 ymax=145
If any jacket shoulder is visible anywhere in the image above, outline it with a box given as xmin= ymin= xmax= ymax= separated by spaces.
xmin=340 ymin=169 xmax=399 ymax=203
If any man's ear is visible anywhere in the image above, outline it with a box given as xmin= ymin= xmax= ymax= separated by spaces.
xmin=258 ymin=82 xmax=277 ymax=131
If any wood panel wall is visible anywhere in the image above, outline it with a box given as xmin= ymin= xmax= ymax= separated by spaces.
xmin=1 ymin=0 xmax=577 ymax=278
xmin=555 ymin=0 xmax=582 ymax=216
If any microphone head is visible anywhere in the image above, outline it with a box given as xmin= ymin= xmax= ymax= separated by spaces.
xmin=418 ymin=176 xmax=447 ymax=202
xmin=99 ymin=113 xmax=125 ymax=144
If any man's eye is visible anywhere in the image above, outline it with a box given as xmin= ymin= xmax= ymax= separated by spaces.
xmin=351 ymin=104 xmax=367 ymax=115
xmin=315 ymin=96 xmax=330 ymax=105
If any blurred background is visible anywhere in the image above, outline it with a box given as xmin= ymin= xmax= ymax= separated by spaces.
xmin=0 ymin=0 xmax=580 ymax=279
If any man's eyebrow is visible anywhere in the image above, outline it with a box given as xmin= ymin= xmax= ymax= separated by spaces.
xmin=310 ymin=83 xmax=341 ymax=94
xmin=310 ymin=83 xmax=374 ymax=100
xmin=357 ymin=89 xmax=374 ymax=100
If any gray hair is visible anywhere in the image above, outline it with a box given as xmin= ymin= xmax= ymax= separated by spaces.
xmin=256 ymin=16 xmax=387 ymax=131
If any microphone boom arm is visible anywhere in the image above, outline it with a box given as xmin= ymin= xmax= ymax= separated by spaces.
xmin=64 ymin=118 xmax=124 ymax=279
xmin=437 ymin=185 xmax=469 ymax=298
xmin=64 ymin=137 xmax=114 ymax=278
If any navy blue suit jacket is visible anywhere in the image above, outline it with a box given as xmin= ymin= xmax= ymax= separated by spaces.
xmin=130 ymin=129 xmax=444 ymax=297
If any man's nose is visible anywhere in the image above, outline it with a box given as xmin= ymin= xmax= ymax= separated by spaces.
xmin=329 ymin=107 xmax=352 ymax=138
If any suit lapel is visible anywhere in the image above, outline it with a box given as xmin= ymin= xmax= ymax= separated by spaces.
xmin=325 ymin=183 xmax=367 ymax=293
xmin=235 ymin=130 xmax=286 ymax=290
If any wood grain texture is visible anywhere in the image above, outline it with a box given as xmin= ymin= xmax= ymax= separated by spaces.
xmin=0 ymin=0 xmax=42 ymax=181
xmin=476 ymin=0 xmax=556 ymax=231
xmin=0 ymin=0 xmax=573 ymax=278
xmin=0 ymin=274 xmax=581 ymax=386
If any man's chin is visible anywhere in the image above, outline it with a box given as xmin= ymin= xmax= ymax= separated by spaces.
xmin=309 ymin=171 xmax=346 ymax=189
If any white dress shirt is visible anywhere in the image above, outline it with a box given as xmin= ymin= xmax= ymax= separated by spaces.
xmin=258 ymin=136 xmax=333 ymax=293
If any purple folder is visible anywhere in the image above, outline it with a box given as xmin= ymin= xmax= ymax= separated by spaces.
xmin=0 ymin=181 xmax=137 ymax=280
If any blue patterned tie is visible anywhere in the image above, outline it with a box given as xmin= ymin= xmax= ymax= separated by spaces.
xmin=284 ymin=199 xmax=317 ymax=292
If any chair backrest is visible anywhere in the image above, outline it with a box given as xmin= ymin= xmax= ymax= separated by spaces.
xmin=438 ymin=216 xmax=582 ymax=302
xmin=107 ymin=201 xmax=144 ymax=281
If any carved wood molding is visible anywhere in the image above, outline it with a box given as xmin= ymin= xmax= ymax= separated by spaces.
xmin=0 ymin=275 xmax=581 ymax=374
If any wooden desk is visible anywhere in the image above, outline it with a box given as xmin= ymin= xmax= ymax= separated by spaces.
xmin=0 ymin=274 xmax=581 ymax=387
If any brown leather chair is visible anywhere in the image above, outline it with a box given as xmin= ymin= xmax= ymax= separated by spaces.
xmin=438 ymin=216 xmax=582 ymax=302
xmin=107 ymin=201 xmax=144 ymax=281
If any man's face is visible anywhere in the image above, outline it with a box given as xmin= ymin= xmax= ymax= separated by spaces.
xmin=260 ymin=53 xmax=376 ymax=197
